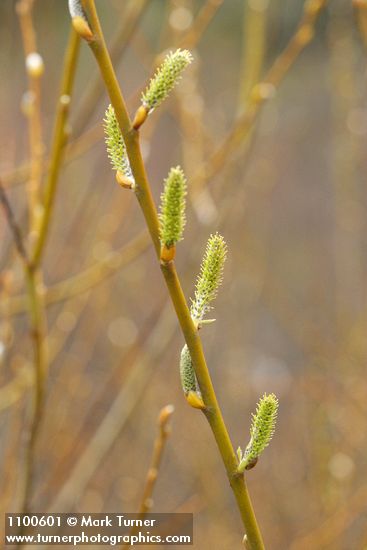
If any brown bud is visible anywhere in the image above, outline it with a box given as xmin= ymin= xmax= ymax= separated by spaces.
xmin=160 ymin=243 xmax=176 ymax=263
xmin=186 ymin=390 xmax=206 ymax=410
xmin=132 ymin=105 xmax=149 ymax=130
xmin=116 ymin=171 xmax=134 ymax=189
xmin=71 ymin=16 xmax=94 ymax=41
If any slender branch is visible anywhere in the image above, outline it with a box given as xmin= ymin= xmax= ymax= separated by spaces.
xmin=83 ymin=2 xmax=265 ymax=547
xmin=0 ymin=181 xmax=29 ymax=265
xmin=16 ymin=0 xmax=44 ymax=233
xmin=122 ymin=404 xmax=174 ymax=550
xmin=237 ymin=0 xmax=268 ymax=113
xmin=32 ymin=28 xmax=81 ymax=266
xmin=20 ymin=264 xmax=47 ymax=521
xmin=354 ymin=0 xmax=367 ymax=47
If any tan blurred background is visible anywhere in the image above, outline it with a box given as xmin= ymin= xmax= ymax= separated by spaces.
xmin=1 ymin=0 xmax=367 ymax=548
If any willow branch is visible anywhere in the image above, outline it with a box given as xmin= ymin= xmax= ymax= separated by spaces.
xmin=122 ymin=405 xmax=174 ymax=550
xmin=354 ymin=0 xmax=367 ymax=47
xmin=83 ymin=2 xmax=264 ymax=547
xmin=0 ymin=181 xmax=29 ymax=265
xmin=237 ymin=0 xmax=268 ymax=113
xmin=32 ymin=28 xmax=81 ymax=266
xmin=19 ymin=265 xmax=47 ymax=522
xmin=16 ymin=0 xmax=44 ymax=233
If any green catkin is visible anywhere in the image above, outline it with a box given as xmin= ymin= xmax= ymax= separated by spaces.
xmin=142 ymin=49 xmax=193 ymax=112
xmin=68 ymin=0 xmax=87 ymax=20
xmin=238 ymin=393 xmax=278 ymax=472
xmin=159 ymin=166 xmax=187 ymax=248
xmin=103 ymin=104 xmax=133 ymax=180
xmin=180 ymin=344 xmax=198 ymax=394
xmin=179 ymin=345 xmax=205 ymax=409
xmin=190 ymin=233 xmax=227 ymax=323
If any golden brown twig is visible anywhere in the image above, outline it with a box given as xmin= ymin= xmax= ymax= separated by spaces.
xmin=122 ymin=404 xmax=175 ymax=549
xmin=16 ymin=0 xmax=44 ymax=234
xmin=32 ymin=28 xmax=81 ymax=266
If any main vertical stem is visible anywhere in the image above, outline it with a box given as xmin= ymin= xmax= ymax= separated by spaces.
xmin=84 ymin=2 xmax=265 ymax=547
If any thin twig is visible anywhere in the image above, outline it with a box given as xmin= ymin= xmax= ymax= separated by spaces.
xmin=354 ymin=0 xmax=367 ymax=47
xmin=237 ymin=0 xmax=268 ymax=113
xmin=0 ymin=182 xmax=29 ymax=265
xmin=32 ymin=28 xmax=81 ymax=266
xmin=122 ymin=404 xmax=174 ymax=550
xmin=16 ymin=0 xmax=44 ymax=233
xmin=19 ymin=264 xmax=47 ymax=524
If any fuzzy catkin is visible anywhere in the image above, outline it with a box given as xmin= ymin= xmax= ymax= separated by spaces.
xmin=142 ymin=49 xmax=193 ymax=112
xmin=190 ymin=233 xmax=227 ymax=322
xmin=103 ymin=105 xmax=133 ymax=179
xmin=159 ymin=166 xmax=187 ymax=248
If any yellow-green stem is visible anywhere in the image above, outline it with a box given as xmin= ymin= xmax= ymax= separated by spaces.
xmin=19 ymin=27 xmax=81 ymax=535
xmin=237 ymin=0 xmax=267 ymax=113
xmin=20 ymin=265 xmax=46 ymax=518
xmin=84 ymin=2 xmax=264 ymax=547
xmin=32 ymin=28 xmax=81 ymax=267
